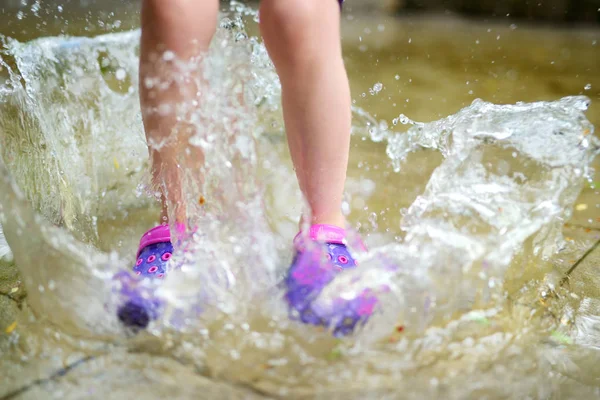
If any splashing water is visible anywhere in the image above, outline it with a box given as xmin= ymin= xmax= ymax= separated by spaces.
xmin=320 ymin=95 xmax=599 ymax=338
xmin=1 ymin=4 xmax=600 ymax=398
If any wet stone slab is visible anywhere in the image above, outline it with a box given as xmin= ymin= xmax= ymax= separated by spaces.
xmin=0 ymin=259 xmax=23 ymax=335
xmin=564 ymin=234 xmax=600 ymax=298
xmin=553 ymin=225 xmax=600 ymax=274
xmin=0 ymin=228 xmax=598 ymax=400
xmin=565 ymin=156 xmax=600 ymax=231
xmin=7 ymin=352 xmax=272 ymax=400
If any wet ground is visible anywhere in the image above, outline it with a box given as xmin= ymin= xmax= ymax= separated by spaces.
xmin=1 ymin=1 xmax=600 ymax=399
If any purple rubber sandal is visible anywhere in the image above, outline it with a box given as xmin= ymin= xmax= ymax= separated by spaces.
xmin=117 ymin=225 xmax=175 ymax=328
xmin=285 ymin=224 xmax=378 ymax=337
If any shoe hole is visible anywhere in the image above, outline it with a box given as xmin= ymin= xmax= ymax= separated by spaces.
xmin=338 ymin=255 xmax=349 ymax=264
xmin=161 ymin=252 xmax=172 ymax=261
xmin=148 ymin=266 xmax=158 ymax=274
xmin=136 ymin=258 xmax=143 ymax=266
xmin=147 ymin=255 xmax=156 ymax=263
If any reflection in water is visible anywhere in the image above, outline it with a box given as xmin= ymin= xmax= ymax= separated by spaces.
xmin=1 ymin=3 xmax=600 ymax=399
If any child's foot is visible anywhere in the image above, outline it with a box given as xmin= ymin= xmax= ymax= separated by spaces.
xmin=285 ymin=224 xmax=378 ymax=337
xmin=117 ymin=225 xmax=173 ymax=328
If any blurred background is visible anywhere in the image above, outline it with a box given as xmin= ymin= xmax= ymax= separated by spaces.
xmin=2 ymin=0 xmax=598 ymax=126
xmin=0 ymin=0 xmax=598 ymax=225
xmin=392 ymin=0 xmax=600 ymax=24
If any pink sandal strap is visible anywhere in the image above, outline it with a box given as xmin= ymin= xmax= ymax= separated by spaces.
xmin=137 ymin=225 xmax=171 ymax=257
xmin=293 ymin=224 xmax=367 ymax=251
xmin=296 ymin=224 xmax=345 ymax=244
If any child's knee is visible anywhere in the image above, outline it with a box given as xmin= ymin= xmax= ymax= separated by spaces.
xmin=145 ymin=0 xmax=185 ymax=14
xmin=260 ymin=0 xmax=320 ymax=42
xmin=144 ymin=0 xmax=218 ymax=23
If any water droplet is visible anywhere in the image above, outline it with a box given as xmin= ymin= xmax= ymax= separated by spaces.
xmin=157 ymin=104 xmax=171 ymax=116
xmin=368 ymin=212 xmax=378 ymax=228
xmin=584 ymin=83 xmax=592 ymax=90
xmin=394 ymin=75 xmax=400 ymax=80
xmin=393 ymin=114 xmax=411 ymax=125
xmin=162 ymin=51 xmax=175 ymax=61
xmin=115 ymin=68 xmax=126 ymax=81
xmin=143 ymin=77 xmax=154 ymax=89
xmin=341 ymin=201 xmax=350 ymax=215
xmin=377 ymin=24 xmax=385 ymax=32
xmin=48 ymin=280 xmax=56 ymax=290
xmin=16 ymin=11 xmax=24 ymax=20
xmin=57 ymin=5 xmax=63 ymax=12
xmin=31 ymin=1 xmax=40 ymax=15
xmin=369 ymin=82 xmax=383 ymax=95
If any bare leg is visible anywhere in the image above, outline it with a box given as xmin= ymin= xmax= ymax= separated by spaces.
xmin=259 ymin=0 xmax=350 ymax=229
xmin=140 ymin=0 xmax=219 ymax=225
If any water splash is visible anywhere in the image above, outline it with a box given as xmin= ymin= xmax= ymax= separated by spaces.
xmin=0 ymin=9 xmax=287 ymax=338
xmin=1 ymin=30 xmax=147 ymax=244
xmin=1 ymin=5 xmax=598 ymax=339
xmin=318 ymin=96 xmax=599 ymax=339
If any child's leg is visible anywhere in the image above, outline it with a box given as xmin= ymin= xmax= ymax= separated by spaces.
xmin=140 ymin=0 xmax=219 ymax=225
xmin=259 ymin=1 xmax=377 ymax=335
xmin=118 ymin=0 xmax=219 ymax=328
xmin=259 ymin=0 xmax=350 ymax=229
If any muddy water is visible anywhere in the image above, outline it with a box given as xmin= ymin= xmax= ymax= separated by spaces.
xmin=1 ymin=2 xmax=600 ymax=399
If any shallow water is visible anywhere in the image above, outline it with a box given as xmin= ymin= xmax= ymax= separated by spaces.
xmin=1 ymin=2 xmax=600 ymax=399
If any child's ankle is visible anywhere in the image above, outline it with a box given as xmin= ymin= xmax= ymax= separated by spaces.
xmin=299 ymin=213 xmax=346 ymax=231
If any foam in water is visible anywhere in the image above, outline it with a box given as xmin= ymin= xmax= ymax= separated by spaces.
xmin=0 ymin=3 xmax=599 ymax=396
